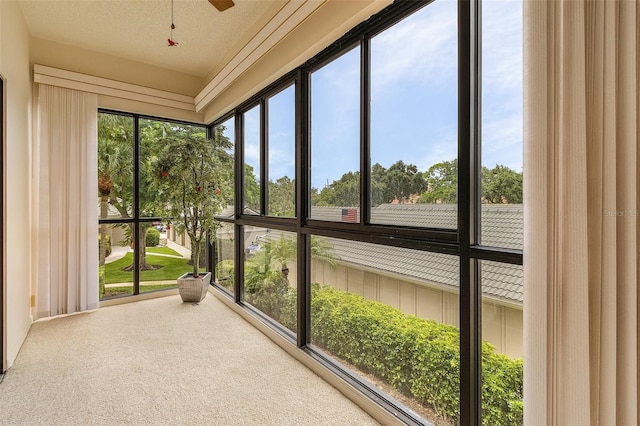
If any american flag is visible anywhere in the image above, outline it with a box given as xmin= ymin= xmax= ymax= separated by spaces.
xmin=341 ymin=208 xmax=358 ymax=223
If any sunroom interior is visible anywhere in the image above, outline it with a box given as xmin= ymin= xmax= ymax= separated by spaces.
xmin=1 ymin=0 xmax=638 ymax=425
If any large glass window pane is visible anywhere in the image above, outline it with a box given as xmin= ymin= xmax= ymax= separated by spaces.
xmin=99 ymin=223 xmax=134 ymax=300
xmin=243 ymin=227 xmax=297 ymax=334
xmin=98 ymin=113 xmax=134 ymax=220
xmin=138 ymin=224 xmax=193 ymax=294
xmin=481 ymin=0 xmax=523 ymax=249
xmin=310 ymin=47 xmax=361 ymax=222
xmin=370 ymin=1 xmax=458 ymax=228
xmin=214 ymin=222 xmax=235 ymax=295
xmin=267 ymin=85 xmax=296 ymax=217
xmin=139 ymin=119 xmax=207 ymax=218
xmin=243 ymin=105 xmax=261 ymax=214
xmin=310 ymin=238 xmax=460 ymax=424
xmin=481 ymin=260 xmax=523 ymax=425
xmin=215 ymin=117 xmax=235 ymax=218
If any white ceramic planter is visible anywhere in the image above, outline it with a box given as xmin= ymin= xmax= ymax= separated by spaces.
xmin=177 ymin=271 xmax=211 ymax=302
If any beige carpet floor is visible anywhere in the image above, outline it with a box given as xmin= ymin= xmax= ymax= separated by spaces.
xmin=0 ymin=293 xmax=379 ymax=425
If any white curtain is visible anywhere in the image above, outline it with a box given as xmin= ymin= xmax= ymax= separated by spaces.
xmin=524 ymin=1 xmax=638 ymax=425
xmin=35 ymin=85 xmax=99 ymax=318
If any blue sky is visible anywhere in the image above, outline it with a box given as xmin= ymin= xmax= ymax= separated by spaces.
xmin=237 ymin=0 xmax=522 ymax=190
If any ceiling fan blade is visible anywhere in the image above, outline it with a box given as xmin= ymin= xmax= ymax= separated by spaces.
xmin=208 ymin=0 xmax=235 ymax=12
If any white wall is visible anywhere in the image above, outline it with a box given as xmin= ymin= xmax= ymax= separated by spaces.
xmin=0 ymin=1 xmax=33 ymax=367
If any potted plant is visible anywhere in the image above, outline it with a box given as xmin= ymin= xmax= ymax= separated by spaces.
xmin=150 ymin=126 xmax=233 ymax=302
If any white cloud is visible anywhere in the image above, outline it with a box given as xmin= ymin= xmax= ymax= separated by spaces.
xmin=371 ymin=0 xmax=458 ymax=95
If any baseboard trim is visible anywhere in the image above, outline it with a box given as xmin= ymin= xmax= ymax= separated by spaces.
xmin=209 ymin=287 xmax=405 ymax=426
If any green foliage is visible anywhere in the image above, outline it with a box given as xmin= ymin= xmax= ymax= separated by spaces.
xmin=418 ymin=159 xmax=523 ymax=205
xmin=145 ymin=228 xmax=160 ymax=247
xmin=316 ymin=171 xmax=360 ymax=207
xmin=315 ymin=161 xmax=427 ymax=207
xmin=266 ymin=284 xmax=522 ymax=425
xmin=102 ymin=252 xmax=202 ymax=284
xmin=244 ymin=235 xmax=295 ymax=321
xmin=216 ymin=260 xmax=234 ymax=292
xmin=98 ymin=113 xmax=134 ymax=217
xmin=419 ymin=159 xmax=458 ymax=204
xmin=372 ymin=160 xmax=427 ymax=205
xmin=149 ymin=128 xmax=233 ymax=276
xmin=482 ymin=165 xmax=523 ymax=204
xmin=268 ymin=176 xmax=295 ymax=216
xmin=244 ymin=164 xmax=260 ymax=211
xmin=243 ymin=235 xmax=337 ymax=329
xmin=99 ymin=265 xmax=105 ymax=299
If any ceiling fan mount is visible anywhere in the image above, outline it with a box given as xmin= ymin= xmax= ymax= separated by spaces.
xmin=208 ymin=0 xmax=235 ymax=12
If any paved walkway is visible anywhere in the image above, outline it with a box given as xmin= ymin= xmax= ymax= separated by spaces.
xmin=104 ymin=238 xmax=192 ymax=264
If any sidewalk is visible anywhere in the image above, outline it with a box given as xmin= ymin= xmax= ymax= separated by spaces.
xmin=104 ymin=240 xmax=192 ymax=264
xmin=166 ymin=239 xmax=192 ymax=258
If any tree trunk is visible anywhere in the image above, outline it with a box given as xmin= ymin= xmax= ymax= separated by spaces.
xmin=192 ymin=237 xmax=200 ymax=277
xmin=124 ymin=224 xmax=156 ymax=271
xmin=99 ymin=195 xmax=108 ymax=266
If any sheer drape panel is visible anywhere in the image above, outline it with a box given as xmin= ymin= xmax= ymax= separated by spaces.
xmin=524 ymin=1 xmax=638 ymax=425
xmin=35 ymin=85 xmax=98 ymax=318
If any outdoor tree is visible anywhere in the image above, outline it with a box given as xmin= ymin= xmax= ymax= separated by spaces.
xmin=98 ymin=114 xmax=134 ymax=271
xmin=417 ymin=159 xmax=523 ymax=204
xmin=375 ymin=160 xmax=427 ymax=205
xmin=244 ymin=164 xmax=260 ymax=211
xmin=244 ymin=233 xmax=338 ymax=319
xmin=418 ymin=159 xmax=459 ymax=204
xmin=482 ymin=164 xmax=523 ymax=204
xmin=370 ymin=163 xmax=388 ymax=206
xmin=316 ymin=171 xmax=360 ymax=207
xmin=268 ymin=176 xmax=295 ymax=216
xmin=149 ymin=127 xmax=233 ymax=277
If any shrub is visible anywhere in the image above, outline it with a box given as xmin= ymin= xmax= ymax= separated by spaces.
xmin=308 ymin=285 xmax=523 ymax=425
xmin=216 ymin=260 xmax=234 ymax=291
xmin=146 ymin=227 xmax=160 ymax=247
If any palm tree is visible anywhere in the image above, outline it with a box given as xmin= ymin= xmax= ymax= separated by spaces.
xmin=97 ymin=114 xmax=133 ymax=267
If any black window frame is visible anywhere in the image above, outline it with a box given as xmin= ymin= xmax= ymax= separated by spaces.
xmin=208 ymin=1 xmax=523 ymax=424
xmin=97 ymin=109 xmax=209 ymax=299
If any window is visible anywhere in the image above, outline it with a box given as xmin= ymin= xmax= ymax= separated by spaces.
xmin=243 ymin=227 xmax=297 ymax=333
xmin=211 ymin=1 xmax=523 ymax=424
xmin=480 ymin=0 xmax=523 ymax=250
xmin=310 ymin=47 xmax=361 ymax=222
xmin=267 ymin=85 xmax=296 ymax=217
xmin=97 ymin=112 xmax=209 ymax=299
xmin=370 ymin=1 xmax=458 ymax=228
xmin=243 ymin=105 xmax=261 ymax=214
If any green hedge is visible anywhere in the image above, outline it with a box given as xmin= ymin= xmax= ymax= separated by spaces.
xmin=146 ymin=228 xmax=160 ymax=247
xmin=231 ymin=278 xmax=523 ymax=425
xmin=308 ymin=285 xmax=522 ymax=425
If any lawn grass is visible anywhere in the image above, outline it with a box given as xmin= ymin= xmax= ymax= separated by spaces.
xmin=104 ymin=252 xmax=203 ymax=284
xmin=146 ymin=246 xmax=183 ymax=257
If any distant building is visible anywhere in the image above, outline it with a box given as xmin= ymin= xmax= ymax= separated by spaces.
xmin=214 ymin=203 xmax=524 ymax=358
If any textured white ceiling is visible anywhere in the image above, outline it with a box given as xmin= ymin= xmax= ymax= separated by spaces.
xmin=19 ymin=0 xmax=282 ymax=78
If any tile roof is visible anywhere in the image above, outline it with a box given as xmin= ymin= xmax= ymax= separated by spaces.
xmin=309 ymin=204 xmax=524 ymax=304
